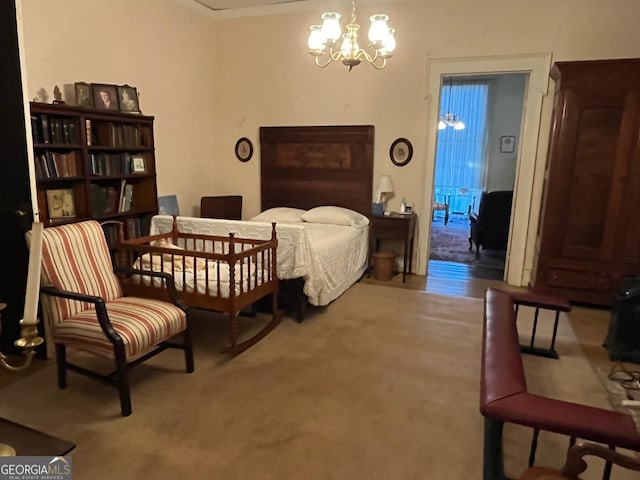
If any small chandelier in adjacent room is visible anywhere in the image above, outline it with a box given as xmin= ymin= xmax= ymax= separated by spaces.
xmin=438 ymin=78 xmax=465 ymax=130
xmin=307 ymin=0 xmax=396 ymax=71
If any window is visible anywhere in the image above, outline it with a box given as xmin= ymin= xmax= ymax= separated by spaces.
xmin=434 ymin=80 xmax=489 ymax=215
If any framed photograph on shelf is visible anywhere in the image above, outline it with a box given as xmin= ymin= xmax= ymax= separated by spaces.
xmin=74 ymin=82 xmax=93 ymax=108
xmin=46 ymin=188 xmax=76 ymax=219
xmin=117 ymin=84 xmax=140 ymax=113
xmin=132 ymin=156 xmax=146 ymax=173
xmin=500 ymin=135 xmax=516 ymax=153
xmin=91 ymin=83 xmax=119 ymax=111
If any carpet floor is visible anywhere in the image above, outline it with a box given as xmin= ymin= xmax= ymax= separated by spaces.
xmin=0 ymin=283 xmax=633 ymax=479
xmin=429 ymin=215 xmax=506 ymax=271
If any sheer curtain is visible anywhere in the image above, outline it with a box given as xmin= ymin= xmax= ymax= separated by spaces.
xmin=434 ymin=80 xmax=489 ymax=215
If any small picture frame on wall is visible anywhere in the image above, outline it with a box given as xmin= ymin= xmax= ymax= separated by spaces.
xmin=389 ymin=137 xmax=413 ymax=167
xmin=91 ymin=83 xmax=119 ymax=111
xmin=74 ymin=82 xmax=93 ymax=108
xmin=117 ymin=85 xmax=140 ymax=113
xmin=500 ymin=135 xmax=516 ymax=153
xmin=235 ymin=137 xmax=253 ymax=162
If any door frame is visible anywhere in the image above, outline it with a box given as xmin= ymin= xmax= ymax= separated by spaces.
xmin=420 ymin=54 xmax=552 ymax=286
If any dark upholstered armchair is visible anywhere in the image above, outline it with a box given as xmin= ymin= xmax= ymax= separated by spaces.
xmin=468 ymin=190 xmax=513 ymax=259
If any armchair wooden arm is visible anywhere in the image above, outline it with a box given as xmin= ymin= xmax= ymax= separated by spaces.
xmin=519 ymin=442 xmax=640 ymax=480
xmin=115 ymin=267 xmax=187 ymax=311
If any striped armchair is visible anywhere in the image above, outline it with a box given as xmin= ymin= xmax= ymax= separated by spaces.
xmin=33 ymin=220 xmax=194 ymax=417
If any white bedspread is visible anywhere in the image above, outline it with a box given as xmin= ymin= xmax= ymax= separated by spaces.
xmin=150 ymin=215 xmax=369 ymax=306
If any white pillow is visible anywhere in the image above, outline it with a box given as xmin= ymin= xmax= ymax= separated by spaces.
xmin=249 ymin=207 xmax=306 ymax=223
xmin=302 ymin=206 xmax=369 ymax=228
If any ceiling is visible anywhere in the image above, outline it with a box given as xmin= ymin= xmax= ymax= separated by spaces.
xmin=190 ymin=0 xmax=408 ymax=16
xmin=193 ymin=0 xmax=307 ymax=11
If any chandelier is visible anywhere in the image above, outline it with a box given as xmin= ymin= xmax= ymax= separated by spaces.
xmin=307 ymin=0 xmax=396 ymax=71
xmin=438 ymin=77 xmax=465 ymax=130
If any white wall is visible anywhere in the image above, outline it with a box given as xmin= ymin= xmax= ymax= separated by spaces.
xmin=20 ymin=0 xmax=640 ymax=283
xmin=21 ymin=0 xmax=217 ymax=217
xmin=485 ymin=74 xmax=527 ymax=192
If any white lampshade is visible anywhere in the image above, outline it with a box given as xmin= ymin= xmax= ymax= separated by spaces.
xmin=308 ymin=25 xmax=326 ymax=53
xmin=378 ymin=28 xmax=396 ymax=57
xmin=368 ymin=14 xmax=390 ymax=44
xmin=320 ymin=12 xmax=342 ymax=43
xmin=377 ymin=175 xmax=394 ymax=194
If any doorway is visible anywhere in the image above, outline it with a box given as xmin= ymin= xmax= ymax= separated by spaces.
xmin=419 ymin=54 xmax=552 ymax=287
xmin=429 ymin=73 xmax=528 ymax=280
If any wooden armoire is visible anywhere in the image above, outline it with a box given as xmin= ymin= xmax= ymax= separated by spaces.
xmin=532 ymin=58 xmax=640 ymax=305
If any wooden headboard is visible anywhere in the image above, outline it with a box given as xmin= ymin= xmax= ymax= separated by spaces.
xmin=259 ymin=125 xmax=374 ymax=218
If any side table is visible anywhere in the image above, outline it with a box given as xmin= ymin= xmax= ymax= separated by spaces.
xmin=0 ymin=417 xmax=75 ymax=456
xmin=371 ymin=213 xmax=417 ymax=283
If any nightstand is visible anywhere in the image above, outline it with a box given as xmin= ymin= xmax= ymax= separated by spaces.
xmin=370 ymin=212 xmax=417 ymax=282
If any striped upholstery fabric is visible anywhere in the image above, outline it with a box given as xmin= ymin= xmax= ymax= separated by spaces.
xmin=52 ymin=297 xmax=186 ymax=359
xmin=37 ymin=220 xmax=187 ymax=359
xmin=39 ymin=221 xmax=122 ymax=327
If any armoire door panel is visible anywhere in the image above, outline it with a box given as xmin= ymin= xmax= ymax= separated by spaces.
xmin=617 ymin=93 xmax=640 ymax=264
xmin=550 ymin=95 xmax=625 ymax=260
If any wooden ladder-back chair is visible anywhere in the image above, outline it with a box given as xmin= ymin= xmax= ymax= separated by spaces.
xmin=30 ymin=220 xmax=194 ymax=417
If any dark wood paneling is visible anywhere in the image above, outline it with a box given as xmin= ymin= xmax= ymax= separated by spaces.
xmin=259 ymin=125 xmax=374 ymax=218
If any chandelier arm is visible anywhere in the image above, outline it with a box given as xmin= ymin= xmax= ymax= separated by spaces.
xmin=314 ymin=55 xmax=333 ymax=68
xmin=358 ymin=48 xmax=375 ymax=63
xmin=327 ymin=46 xmax=344 ymax=62
xmin=370 ymin=57 xmax=387 ymax=70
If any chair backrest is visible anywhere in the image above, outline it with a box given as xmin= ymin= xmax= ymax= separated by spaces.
xmin=478 ymin=190 xmax=513 ymax=222
xmin=36 ymin=220 xmax=122 ymax=327
xmin=478 ymin=190 xmax=513 ymax=230
xmin=200 ymin=196 xmax=242 ymax=220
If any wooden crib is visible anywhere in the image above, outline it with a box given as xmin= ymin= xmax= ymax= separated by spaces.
xmin=117 ymin=219 xmax=280 ymax=354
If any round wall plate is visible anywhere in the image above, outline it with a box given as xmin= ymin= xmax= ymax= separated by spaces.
xmin=235 ymin=137 xmax=253 ymax=162
xmin=390 ymin=138 xmax=413 ymax=166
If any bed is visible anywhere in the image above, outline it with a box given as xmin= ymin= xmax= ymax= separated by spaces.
xmin=122 ymin=125 xmax=374 ymax=331
xmin=257 ymin=125 xmax=375 ymax=318
xmin=118 ymin=220 xmax=280 ymax=354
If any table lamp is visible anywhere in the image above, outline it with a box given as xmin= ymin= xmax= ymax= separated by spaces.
xmin=375 ymin=175 xmax=394 ymax=214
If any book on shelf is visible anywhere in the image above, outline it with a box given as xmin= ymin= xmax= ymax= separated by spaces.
xmin=36 ymin=152 xmax=78 ymax=179
xmin=30 ymin=115 xmax=42 ymax=144
xmin=40 ymin=115 xmax=50 ymax=144
xmin=121 ymin=183 xmax=134 ymax=212
xmin=85 ymin=119 xmax=92 ymax=146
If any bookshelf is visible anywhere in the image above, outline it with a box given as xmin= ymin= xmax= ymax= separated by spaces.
xmin=30 ymin=102 xmax=158 ymax=241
